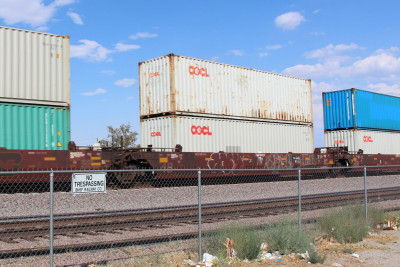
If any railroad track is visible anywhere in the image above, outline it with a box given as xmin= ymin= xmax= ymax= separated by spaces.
xmin=1 ymin=187 xmax=400 ymax=259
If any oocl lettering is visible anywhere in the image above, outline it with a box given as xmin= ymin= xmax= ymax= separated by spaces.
xmin=191 ymin=125 xmax=212 ymax=136
xmin=151 ymin=132 xmax=161 ymax=137
xmin=189 ymin=66 xmax=210 ymax=77
xmin=363 ymin=136 xmax=373 ymax=143
xmin=149 ymin=72 xmax=160 ymax=78
xmin=334 ymin=140 xmax=344 ymax=144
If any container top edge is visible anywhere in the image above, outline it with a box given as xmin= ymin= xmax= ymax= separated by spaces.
xmin=323 ymin=88 xmax=400 ymax=99
xmin=0 ymin=25 xmax=69 ymax=38
xmin=138 ymin=53 xmax=311 ymax=81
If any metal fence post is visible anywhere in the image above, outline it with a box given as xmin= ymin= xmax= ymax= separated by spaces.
xmin=298 ymin=168 xmax=302 ymax=232
xmin=364 ymin=166 xmax=368 ymax=221
xmin=198 ymin=169 xmax=202 ymax=262
xmin=50 ymin=170 xmax=54 ymax=267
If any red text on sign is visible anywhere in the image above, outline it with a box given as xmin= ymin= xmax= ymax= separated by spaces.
xmin=151 ymin=132 xmax=161 ymax=137
xmin=363 ymin=136 xmax=373 ymax=143
xmin=191 ymin=125 xmax=212 ymax=135
xmin=189 ymin=66 xmax=210 ymax=77
xmin=149 ymin=72 xmax=160 ymax=78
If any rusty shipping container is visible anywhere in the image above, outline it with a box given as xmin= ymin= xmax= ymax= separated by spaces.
xmin=141 ymin=116 xmax=314 ymax=153
xmin=325 ymin=129 xmax=400 ymax=154
xmin=0 ymin=26 xmax=70 ymax=106
xmin=139 ymin=54 xmax=312 ymax=123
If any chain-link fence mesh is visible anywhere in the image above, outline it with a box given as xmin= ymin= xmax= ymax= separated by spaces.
xmin=0 ymin=166 xmax=399 ymax=266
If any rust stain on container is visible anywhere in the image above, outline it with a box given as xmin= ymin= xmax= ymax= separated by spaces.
xmin=139 ymin=54 xmax=313 ymax=123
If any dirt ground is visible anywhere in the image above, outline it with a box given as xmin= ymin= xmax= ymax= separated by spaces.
xmin=235 ymin=229 xmax=400 ymax=267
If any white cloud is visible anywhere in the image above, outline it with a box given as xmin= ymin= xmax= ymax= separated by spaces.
xmin=284 ymin=45 xmax=400 ymax=82
xmin=115 ymin=78 xmax=137 ymax=87
xmin=0 ymin=0 xmax=75 ymax=29
xmin=313 ymin=9 xmax=320 ymax=14
xmin=259 ymin=52 xmax=268 ymax=58
xmin=126 ymin=96 xmax=134 ymax=100
xmin=230 ymin=50 xmax=244 ymax=56
xmin=311 ymin=31 xmax=325 ymax=36
xmin=266 ymin=44 xmax=283 ymax=50
xmin=275 ymin=12 xmax=305 ymax=30
xmin=67 ymin=11 xmax=83 ymax=25
xmin=81 ymin=88 xmax=107 ymax=96
xmin=367 ymin=83 xmax=400 ymax=96
xmin=70 ymin=40 xmax=112 ymax=62
xmin=129 ymin=32 xmax=158 ymax=40
xmin=305 ymin=43 xmax=363 ymax=60
xmin=114 ymin=43 xmax=141 ymax=52
xmin=342 ymin=53 xmax=400 ymax=79
xmin=210 ymin=56 xmax=220 ymax=61
xmin=71 ymin=40 xmax=141 ymax=62
xmin=101 ymin=70 xmax=116 ymax=75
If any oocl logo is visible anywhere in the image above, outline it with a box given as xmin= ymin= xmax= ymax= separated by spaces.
xmin=149 ymin=72 xmax=159 ymax=78
xmin=189 ymin=66 xmax=210 ymax=77
xmin=151 ymin=132 xmax=161 ymax=137
xmin=334 ymin=140 xmax=344 ymax=144
xmin=363 ymin=136 xmax=373 ymax=143
xmin=191 ymin=125 xmax=212 ymax=136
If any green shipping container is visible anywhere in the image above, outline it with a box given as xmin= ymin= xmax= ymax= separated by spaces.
xmin=0 ymin=102 xmax=70 ymax=150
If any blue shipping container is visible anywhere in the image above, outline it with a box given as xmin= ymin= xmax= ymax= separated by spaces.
xmin=323 ymin=88 xmax=400 ymax=131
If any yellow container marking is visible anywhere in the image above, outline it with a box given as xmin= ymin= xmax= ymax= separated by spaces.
xmin=159 ymin=157 xmax=168 ymax=163
xmin=91 ymin=163 xmax=101 ymax=166
xmin=91 ymin=157 xmax=101 ymax=160
xmin=353 ymin=158 xmax=357 ymax=161
xmin=329 ymin=160 xmax=334 ymax=164
xmin=205 ymin=158 xmax=213 ymax=161
xmin=28 ymin=164 xmax=36 ymax=168
xmin=242 ymin=158 xmax=250 ymax=161
xmin=305 ymin=157 xmax=310 ymax=160
xmin=374 ymin=158 xmax=378 ymax=160
xmin=57 ymin=141 xmax=62 ymax=147
xmin=281 ymin=158 xmax=287 ymax=161
xmin=57 ymin=131 xmax=61 ymax=136
xmin=44 ymin=157 xmax=56 ymax=161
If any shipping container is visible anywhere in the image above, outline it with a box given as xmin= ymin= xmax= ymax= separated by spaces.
xmin=323 ymin=88 xmax=400 ymax=131
xmin=139 ymin=54 xmax=312 ymax=123
xmin=324 ymin=129 xmax=400 ymax=154
xmin=0 ymin=26 xmax=70 ymax=106
xmin=0 ymin=102 xmax=70 ymax=150
xmin=141 ymin=116 xmax=314 ymax=153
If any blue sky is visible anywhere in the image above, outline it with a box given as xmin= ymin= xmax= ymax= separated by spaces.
xmin=1 ymin=0 xmax=400 ymax=148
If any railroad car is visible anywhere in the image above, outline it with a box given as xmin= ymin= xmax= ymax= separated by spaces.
xmin=1 ymin=141 xmax=400 ymax=187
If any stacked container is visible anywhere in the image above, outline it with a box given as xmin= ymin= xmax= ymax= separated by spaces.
xmin=0 ymin=26 xmax=70 ymax=150
xmin=323 ymin=88 xmax=400 ymax=154
xmin=139 ymin=54 xmax=314 ymax=153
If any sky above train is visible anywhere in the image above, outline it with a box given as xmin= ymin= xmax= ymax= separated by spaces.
xmin=1 ymin=0 xmax=399 ymax=148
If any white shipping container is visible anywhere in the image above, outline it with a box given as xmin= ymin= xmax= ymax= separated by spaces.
xmin=139 ymin=54 xmax=312 ymax=123
xmin=141 ymin=116 xmax=314 ymax=153
xmin=324 ymin=129 xmax=400 ymax=154
xmin=0 ymin=26 xmax=70 ymax=106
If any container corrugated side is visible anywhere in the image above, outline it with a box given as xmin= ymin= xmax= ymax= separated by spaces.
xmin=139 ymin=54 xmax=313 ymax=123
xmin=141 ymin=116 xmax=314 ymax=153
xmin=323 ymin=88 xmax=400 ymax=131
xmin=324 ymin=129 xmax=400 ymax=154
xmin=0 ymin=102 xmax=70 ymax=150
xmin=323 ymin=89 xmax=354 ymax=130
xmin=0 ymin=26 xmax=70 ymax=106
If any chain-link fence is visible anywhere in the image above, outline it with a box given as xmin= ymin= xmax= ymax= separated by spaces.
xmin=0 ymin=166 xmax=399 ymax=266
